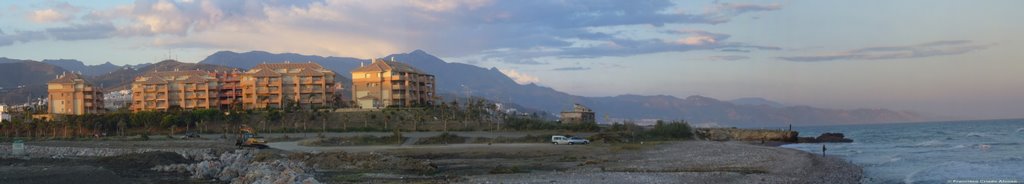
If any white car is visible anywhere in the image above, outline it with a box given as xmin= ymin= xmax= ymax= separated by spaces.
xmin=551 ymin=135 xmax=590 ymax=145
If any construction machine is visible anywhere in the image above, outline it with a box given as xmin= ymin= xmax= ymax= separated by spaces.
xmin=236 ymin=125 xmax=268 ymax=149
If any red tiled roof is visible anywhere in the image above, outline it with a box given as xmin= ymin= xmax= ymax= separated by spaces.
xmin=49 ymin=72 xmax=85 ymax=83
xmin=249 ymin=69 xmax=281 ymax=77
xmin=351 ymin=59 xmax=425 ymax=74
xmin=252 ymin=62 xmax=324 ymax=70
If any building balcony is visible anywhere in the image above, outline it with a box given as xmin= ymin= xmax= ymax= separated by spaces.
xmin=390 ymin=75 xmax=406 ymax=80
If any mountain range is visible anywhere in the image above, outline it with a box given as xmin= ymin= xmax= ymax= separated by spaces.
xmin=0 ymin=50 xmax=932 ymax=126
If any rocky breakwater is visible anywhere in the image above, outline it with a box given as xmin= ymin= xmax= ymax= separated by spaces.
xmin=696 ymin=128 xmax=799 ymax=142
xmin=798 ymin=133 xmax=854 ymax=143
xmin=151 ymin=150 xmax=438 ymax=184
xmin=152 ymin=150 xmax=321 ymax=184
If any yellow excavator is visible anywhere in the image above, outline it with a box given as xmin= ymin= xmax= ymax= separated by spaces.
xmin=235 ymin=125 xmax=268 ymax=149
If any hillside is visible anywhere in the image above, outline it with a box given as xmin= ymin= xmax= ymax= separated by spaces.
xmin=89 ymin=60 xmax=241 ymax=90
xmin=199 ymin=50 xmax=930 ymax=126
xmin=42 ymin=59 xmax=121 ymax=76
xmin=0 ymin=59 xmax=68 ymax=104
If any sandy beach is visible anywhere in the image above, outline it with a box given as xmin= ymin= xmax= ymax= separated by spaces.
xmin=462 ymin=141 xmax=862 ymax=184
xmin=1 ymin=135 xmax=861 ymax=183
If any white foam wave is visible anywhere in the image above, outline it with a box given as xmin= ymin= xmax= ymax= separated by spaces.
xmin=904 ymin=161 xmax=1024 ymax=184
xmin=914 ymin=140 xmax=945 ymax=147
xmin=966 ymin=132 xmax=988 ymax=137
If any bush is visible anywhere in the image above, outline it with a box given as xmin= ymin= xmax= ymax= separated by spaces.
xmin=416 ymin=132 xmax=467 ymax=144
xmin=299 ymin=135 xmax=406 ymax=146
xmin=489 ymin=165 xmax=525 ymax=174
xmin=646 ymin=121 xmax=693 ymax=140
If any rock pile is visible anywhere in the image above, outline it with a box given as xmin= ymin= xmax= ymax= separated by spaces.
xmin=798 ymin=132 xmax=854 ymax=143
xmin=152 ymin=150 xmax=320 ymax=184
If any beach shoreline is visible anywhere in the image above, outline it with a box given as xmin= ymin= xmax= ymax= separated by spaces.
xmin=463 ymin=140 xmax=863 ymax=183
xmin=1 ymin=137 xmax=862 ymax=183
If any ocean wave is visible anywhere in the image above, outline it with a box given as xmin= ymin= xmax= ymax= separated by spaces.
xmin=966 ymin=132 xmax=988 ymax=137
xmin=904 ymin=161 xmax=1024 ymax=184
xmin=912 ymin=140 xmax=946 ymax=147
xmin=1017 ymin=128 xmax=1024 ymax=133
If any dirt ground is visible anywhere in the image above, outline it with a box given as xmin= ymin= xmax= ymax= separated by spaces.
xmin=0 ymin=152 xmax=208 ymax=184
xmin=0 ymin=132 xmax=861 ymax=184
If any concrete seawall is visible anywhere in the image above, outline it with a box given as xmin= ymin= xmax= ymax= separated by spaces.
xmin=696 ymin=128 xmax=798 ymax=142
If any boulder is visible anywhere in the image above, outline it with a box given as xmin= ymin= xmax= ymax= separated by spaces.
xmin=798 ymin=132 xmax=853 ymax=143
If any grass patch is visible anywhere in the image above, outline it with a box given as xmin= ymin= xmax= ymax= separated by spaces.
xmin=489 ymin=165 xmax=527 ymax=174
xmin=415 ymin=132 xmax=468 ymax=145
xmin=299 ymin=135 xmax=406 ymax=146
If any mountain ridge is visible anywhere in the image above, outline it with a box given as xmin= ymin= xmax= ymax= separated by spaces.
xmin=0 ymin=51 xmax=930 ymax=126
xmin=198 ymin=50 xmax=931 ymax=126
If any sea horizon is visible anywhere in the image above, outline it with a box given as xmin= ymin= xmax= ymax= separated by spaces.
xmin=783 ymin=119 xmax=1024 ymax=183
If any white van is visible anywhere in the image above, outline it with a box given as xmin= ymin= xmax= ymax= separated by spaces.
xmin=551 ymin=135 xmax=590 ymax=145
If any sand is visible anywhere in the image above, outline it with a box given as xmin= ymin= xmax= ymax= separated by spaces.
xmin=461 ymin=141 xmax=862 ymax=184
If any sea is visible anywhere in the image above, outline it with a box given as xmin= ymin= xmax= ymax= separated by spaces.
xmin=781 ymin=119 xmax=1024 ymax=184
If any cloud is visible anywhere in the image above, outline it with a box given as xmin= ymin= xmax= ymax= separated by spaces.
xmin=700 ymin=2 xmax=781 ymax=24
xmin=30 ymin=9 xmax=68 ymax=22
xmin=498 ymin=68 xmax=540 ymax=84
xmin=46 ymin=23 xmax=117 ymax=40
xmin=4 ymin=0 xmax=784 ymax=62
xmin=27 ymin=2 xmax=81 ymax=23
xmin=552 ymin=67 xmax=591 ymax=71
xmin=778 ymin=40 xmax=993 ymax=62
xmin=719 ymin=48 xmax=750 ymax=53
xmin=0 ymin=23 xmax=116 ymax=46
xmin=708 ymin=55 xmax=750 ymax=61
xmin=0 ymin=29 xmax=47 ymax=46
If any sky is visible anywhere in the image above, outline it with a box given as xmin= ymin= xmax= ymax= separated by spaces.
xmin=0 ymin=0 xmax=1022 ymax=119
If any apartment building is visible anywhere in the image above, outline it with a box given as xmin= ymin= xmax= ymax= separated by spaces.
xmin=351 ymin=58 xmax=435 ymax=109
xmin=213 ymin=70 xmax=244 ymax=110
xmin=130 ymin=70 xmax=222 ymax=112
xmin=560 ymin=104 xmax=596 ymax=124
xmin=48 ymin=72 xmax=105 ymax=115
xmin=240 ymin=62 xmax=336 ymax=109
xmin=0 ymin=104 xmax=10 ymax=122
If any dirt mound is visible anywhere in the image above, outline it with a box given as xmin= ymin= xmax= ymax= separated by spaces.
xmin=97 ymin=151 xmax=190 ymax=170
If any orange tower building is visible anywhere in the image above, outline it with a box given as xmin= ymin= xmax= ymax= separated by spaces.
xmin=48 ymin=72 xmax=105 ymax=115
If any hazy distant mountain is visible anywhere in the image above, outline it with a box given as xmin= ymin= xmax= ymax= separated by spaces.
xmin=201 ymin=50 xmax=364 ymax=75
xmin=197 ymin=50 xmax=927 ymax=126
xmin=42 ymin=59 xmax=121 ymax=76
xmin=730 ymin=97 xmax=786 ymax=108
xmin=90 ymin=60 xmax=240 ymax=90
xmin=0 ymin=59 xmax=68 ymax=104
xmin=199 ymin=50 xmax=359 ymax=87
xmin=0 ymin=51 xmax=930 ymax=126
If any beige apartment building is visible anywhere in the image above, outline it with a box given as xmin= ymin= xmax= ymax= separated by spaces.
xmin=48 ymin=72 xmax=105 ymax=115
xmin=240 ymin=62 xmax=336 ymax=109
xmin=560 ymin=104 xmax=596 ymax=124
xmin=130 ymin=70 xmax=224 ymax=112
xmin=351 ymin=58 xmax=435 ymax=109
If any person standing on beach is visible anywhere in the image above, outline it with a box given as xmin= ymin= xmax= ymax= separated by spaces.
xmin=822 ymin=144 xmax=827 ymax=156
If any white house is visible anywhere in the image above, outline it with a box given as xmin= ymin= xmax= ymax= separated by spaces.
xmin=0 ymin=104 xmax=10 ymax=122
